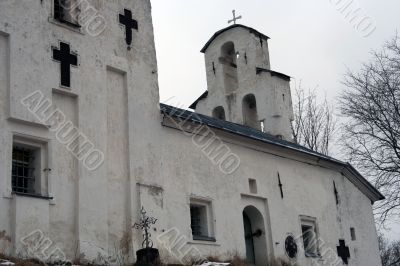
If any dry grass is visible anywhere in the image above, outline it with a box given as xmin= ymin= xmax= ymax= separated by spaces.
xmin=0 ymin=253 xmax=45 ymax=266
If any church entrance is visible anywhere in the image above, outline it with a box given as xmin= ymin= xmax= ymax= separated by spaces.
xmin=242 ymin=206 xmax=268 ymax=266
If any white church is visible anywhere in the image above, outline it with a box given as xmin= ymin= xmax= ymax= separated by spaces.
xmin=0 ymin=1 xmax=384 ymax=265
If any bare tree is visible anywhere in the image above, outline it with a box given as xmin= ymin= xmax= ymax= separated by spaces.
xmin=291 ymin=85 xmax=336 ymax=155
xmin=340 ymin=34 xmax=400 ymax=224
xmin=379 ymin=234 xmax=400 ymax=266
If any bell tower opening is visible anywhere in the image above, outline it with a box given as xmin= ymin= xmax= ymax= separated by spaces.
xmin=220 ymin=42 xmax=239 ymax=94
xmin=212 ymin=106 xmax=226 ymax=120
xmin=242 ymin=94 xmax=259 ymax=130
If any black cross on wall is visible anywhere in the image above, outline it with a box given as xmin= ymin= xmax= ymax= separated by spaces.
xmin=337 ymin=239 xmax=350 ymax=264
xmin=119 ymin=9 xmax=138 ymax=47
xmin=52 ymin=42 xmax=78 ymax=88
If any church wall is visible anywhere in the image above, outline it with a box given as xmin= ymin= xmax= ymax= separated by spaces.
xmin=0 ymin=0 xmax=160 ymax=263
xmin=48 ymin=92 xmax=78 ymax=259
xmin=106 ymin=67 xmax=132 ymax=260
xmin=0 ymin=1 xmax=382 ymax=266
xmin=146 ymin=124 xmax=381 ymax=266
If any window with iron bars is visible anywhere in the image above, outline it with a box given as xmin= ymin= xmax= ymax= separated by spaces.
xmin=54 ymin=0 xmax=81 ymax=27
xmin=190 ymin=200 xmax=216 ymax=242
xmin=12 ymin=146 xmax=36 ymax=194
xmin=190 ymin=205 xmax=203 ymax=237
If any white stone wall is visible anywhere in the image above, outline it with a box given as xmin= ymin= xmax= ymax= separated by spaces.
xmin=0 ymin=1 xmax=381 ymax=266
xmin=150 ymin=121 xmax=382 ymax=266
xmin=0 ymin=0 xmax=160 ymax=263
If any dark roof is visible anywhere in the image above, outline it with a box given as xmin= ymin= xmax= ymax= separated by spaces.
xmin=160 ymin=103 xmax=385 ymax=202
xmin=189 ymin=91 xmax=208 ymax=109
xmin=201 ymin=24 xmax=270 ymax=53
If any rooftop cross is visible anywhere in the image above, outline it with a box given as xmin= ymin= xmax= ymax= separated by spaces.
xmin=228 ymin=10 xmax=242 ymax=25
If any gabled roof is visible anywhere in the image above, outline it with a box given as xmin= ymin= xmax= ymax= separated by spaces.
xmin=189 ymin=90 xmax=208 ymax=109
xmin=201 ymin=24 xmax=270 ymax=53
xmin=160 ymin=103 xmax=385 ymax=203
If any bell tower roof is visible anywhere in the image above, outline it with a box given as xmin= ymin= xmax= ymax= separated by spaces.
xmin=200 ymin=24 xmax=270 ymax=53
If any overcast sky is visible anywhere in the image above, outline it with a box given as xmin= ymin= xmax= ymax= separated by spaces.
xmin=150 ymin=0 xmax=400 ymax=240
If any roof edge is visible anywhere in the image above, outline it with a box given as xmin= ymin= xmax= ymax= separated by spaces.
xmin=189 ymin=91 xmax=208 ymax=109
xmin=159 ymin=103 xmax=384 ymax=203
xmin=201 ymin=24 xmax=270 ymax=53
xmin=256 ymin=67 xmax=291 ymax=81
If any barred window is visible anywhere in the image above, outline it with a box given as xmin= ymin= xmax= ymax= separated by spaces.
xmin=11 ymin=137 xmax=48 ymax=197
xmin=12 ymin=146 xmax=36 ymax=194
xmin=190 ymin=199 xmax=215 ymax=242
xmin=190 ymin=205 xmax=204 ymax=237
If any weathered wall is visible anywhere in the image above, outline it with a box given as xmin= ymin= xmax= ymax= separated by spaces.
xmin=148 ymin=122 xmax=382 ymax=266
xmin=0 ymin=1 xmax=381 ymax=266
xmin=0 ymin=0 xmax=159 ymax=263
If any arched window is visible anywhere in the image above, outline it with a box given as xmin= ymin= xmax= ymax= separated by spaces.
xmin=242 ymin=94 xmax=259 ymax=129
xmin=220 ymin=42 xmax=239 ymax=94
xmin=212 ymin=106 xmax=226 ymax=120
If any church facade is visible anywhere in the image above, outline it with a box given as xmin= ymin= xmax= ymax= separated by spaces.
xmin=0 ymin=1 xmax=384 ymax=266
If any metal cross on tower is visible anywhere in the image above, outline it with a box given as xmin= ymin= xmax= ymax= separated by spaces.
xmin=228 ymin=10 xmax=242 ymax=25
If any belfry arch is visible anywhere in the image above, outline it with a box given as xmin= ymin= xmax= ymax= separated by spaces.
xmin=212 ymin=106 xmax=226 ymax=120
xmin=220 ymin=41 xmax=239 ymax=94
xmin=242 ymin=94 xmax=259 ymax=129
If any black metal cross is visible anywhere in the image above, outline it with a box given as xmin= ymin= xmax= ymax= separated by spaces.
xmin=133 ymin=207 xmax=158 ymax=249
xmin=278 ymin=173 xmax=284 ymax=199
xmin=52 ymin=42 xmax=78 ymax=88
xmin=119 ymin=9 xmax=138 ymax=47
xmin=337 ymin=239 xmax=350 ymax=264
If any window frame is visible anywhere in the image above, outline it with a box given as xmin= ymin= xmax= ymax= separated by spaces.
xmin=189 ymin=198 xmax=216 ymax=242
xmin=300 ymin=216 xmax=320 ymax=258
xmin=11 ymin=136 xmax=49 ymax=198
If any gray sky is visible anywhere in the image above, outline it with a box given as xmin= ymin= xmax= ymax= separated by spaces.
xmin=151 ymin=0 xmax=400 ymax=240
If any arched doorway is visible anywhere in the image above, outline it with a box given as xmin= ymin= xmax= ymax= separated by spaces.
xmin=242 ymin=206 xmax=268 ymax=266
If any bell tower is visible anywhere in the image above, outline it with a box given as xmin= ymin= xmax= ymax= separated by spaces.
xmin=190 ymin=24 xmax=294 ymax=141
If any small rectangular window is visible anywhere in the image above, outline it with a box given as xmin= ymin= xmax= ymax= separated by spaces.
xmin=350 ymin=228 xmax=356 ymax=241
xmin=249 ymin=179 xmax=257 ymax=194
xmin=190 ymin=199 xmax=215 ymax=242
xmin=12 ymin=137 xmax=48 ymax=197
xmin=300 ymin=217 xmax=319 ymax=257
xmin=54 ymin=0 xmax=80 ymax=27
